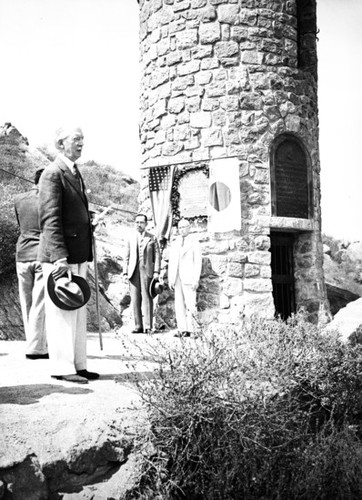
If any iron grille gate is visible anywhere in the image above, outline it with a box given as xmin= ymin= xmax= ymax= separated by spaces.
xmin=270 ymin=232 xmax=296 ymax=320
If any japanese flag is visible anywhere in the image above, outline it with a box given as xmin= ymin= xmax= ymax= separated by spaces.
xmin=208 ymin=157 xmax=241 ymax=233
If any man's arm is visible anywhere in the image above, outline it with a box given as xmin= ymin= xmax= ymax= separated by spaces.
xmin=38 ymin=166 xmax=69 ymax=263
xmin=153 ymin=236 xmax=161 ymax=275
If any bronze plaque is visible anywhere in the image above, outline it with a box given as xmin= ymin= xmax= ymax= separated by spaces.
xmin=179 ymin=170 xmax=208 ymax=218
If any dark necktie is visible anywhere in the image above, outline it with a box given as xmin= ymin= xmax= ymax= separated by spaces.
xmin=72 ymin=164 xmax=82 ymax=190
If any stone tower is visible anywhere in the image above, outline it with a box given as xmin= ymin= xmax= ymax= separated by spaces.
xmin=137 ymin=0 xmax=330 ymax=327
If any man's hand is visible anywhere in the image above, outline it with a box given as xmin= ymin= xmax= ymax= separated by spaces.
xmin=52 ymin=259 xmax=70 ymax=280
xmin=92 ymin=205 xmax=113 ymax=232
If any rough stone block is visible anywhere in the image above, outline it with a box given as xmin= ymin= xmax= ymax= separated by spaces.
xmin=168 ymin=96 xmax=185 ymax=113
xmin=205 ymin=82 xmax=226 ymax=98
xmin=196 ymin=70 xmax=213 ymax=85
xmin=173 ymin=0 xmax=191 ymax=12
xmin=239 ymin=292 xmax=275 ymax=318
xmin=200 ymin=6 xmax=217 ymax=22
xmin=241 ymin=51 xmax=264 ymax=65
xmin=220 ymin=95 xmax=239 ymax=111
xmin=150 ymin=68 xmax=170 ymax=89
xmin=218 ymin=4 xmax=240 ymax=24
xmin=176 ymin=29 xmax=198 ymax=49
xmin=190 ymin=111 xmax=212 ymax=128
xmin=162 ymin=142 xmax=184 ymax=156
xmin=192 ymin=0 xmax=207 ymax=7
xmin=244 ymin=264 xmax=259 ymax=277
xmin=202 ymin=98 xmax=220 ymax=112
xmin=167 ymin=51 xmax=183 ymax=65
xmin=244 ymin=278 xmax=272 ymax=293
xmin=186 ymin=96 xmax=201 ymax=112
xmin=203 ymin=127 xmax=223 ymax=147
xmin=228 ymin=262 xmax=244 ymax=278
xmin=178 ymin=59 xmax=201 ymax=76
xmin=199 ymin=22 xmax=221 ymax=44
xmin=201 ymin=57 xmax=220 ymax=70
xmin=248 ymin=251 xmax=271 ymax=266
xmin=223 ymin=277 xmax=243 ymax=296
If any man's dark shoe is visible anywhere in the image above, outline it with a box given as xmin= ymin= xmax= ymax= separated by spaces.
xmin=144 ymin=328 xmax=153 ymax=334
xmin=51 ymin=374 xmax=88 ymax=384
xmin=174 ymin=331 xmax=191 ymax=338
xmin=77 ymin=369 xmax=100 ymax=380
xmin=131 ymin=328 xmax=144 ymax=333
xmin=26 ymin=353 xmax=49 ymax=360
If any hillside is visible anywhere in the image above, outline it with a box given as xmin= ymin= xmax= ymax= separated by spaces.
xmin=0 ymin=123 xmax=140 ymax=339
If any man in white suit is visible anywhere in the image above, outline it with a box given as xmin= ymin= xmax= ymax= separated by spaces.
xmin=168 ymin=219 xmax=202 ymax=338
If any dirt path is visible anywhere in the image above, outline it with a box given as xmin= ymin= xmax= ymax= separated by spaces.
xmin=0 ymin=330 xmax=175 ymax=499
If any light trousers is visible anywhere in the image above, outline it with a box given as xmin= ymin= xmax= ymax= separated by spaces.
xmin=174 ymin=274 xmax=197 ymax=333
xmin=42 ymin=262 xmax=88 ymax=376
xmin=16 ymin=261 xmax=47 ymax=355
xmin=129 ymin=263 xmax=153 ymax=330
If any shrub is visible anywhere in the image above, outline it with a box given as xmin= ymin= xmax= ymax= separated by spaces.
xmin=127 ymin=314 xmax=362 ymax=499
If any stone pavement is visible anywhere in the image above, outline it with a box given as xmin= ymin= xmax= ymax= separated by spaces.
xmin=0 ymin=329 xmax=176 ymax=499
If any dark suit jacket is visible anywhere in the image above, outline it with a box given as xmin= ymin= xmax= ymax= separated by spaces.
xmin=14 ymin=186 xmax=41 ymax=262
xmin=124 ymin=230 xmax=160 ymax=279
xmin=38 ymin=157 xmax=93 ymax=264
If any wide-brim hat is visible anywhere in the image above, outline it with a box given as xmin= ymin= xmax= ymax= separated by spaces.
xmin=47 ymin=272 xmax=91 ymax=310
xmin=149 ymin=277 xmax=164 ymax=299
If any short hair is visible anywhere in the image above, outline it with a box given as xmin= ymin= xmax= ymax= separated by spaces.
xmin=54 ymin=125 xmax=82 ymax=151
xmin=135 ymin=213 xmax=148 ymax=223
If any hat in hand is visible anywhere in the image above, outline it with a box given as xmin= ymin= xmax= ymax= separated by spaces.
xmin=47 ymin=272 xmax=91 ymax=310
xmin=149 ymin=276 xmax=164 ymax=299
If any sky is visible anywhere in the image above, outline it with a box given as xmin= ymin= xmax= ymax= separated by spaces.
xmin=0 ymin=0 xmax=361 ymax=241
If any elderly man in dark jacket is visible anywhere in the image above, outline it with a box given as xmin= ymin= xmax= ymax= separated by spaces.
xmin=38 ymin=125 xmax=98 ymax=384
xmin=14 ymin=167 xmax=48 ymax=359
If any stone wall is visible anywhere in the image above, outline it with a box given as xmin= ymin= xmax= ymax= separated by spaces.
xmin=138 ymin=0 xmax=330 ymax=326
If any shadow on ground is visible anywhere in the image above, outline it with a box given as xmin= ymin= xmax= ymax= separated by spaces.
xmin=0 ymin=384 xmax=92 ymax=405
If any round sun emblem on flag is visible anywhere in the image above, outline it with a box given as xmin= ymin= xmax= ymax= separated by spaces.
xmin=209 ymin=181 xmax=232 ymax=212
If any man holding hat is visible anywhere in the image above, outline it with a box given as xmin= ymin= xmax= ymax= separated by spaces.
xmin=14 ymin=167 xmax=48 ymax=359
xmin=38 ymin=125 xmax=98 ymax=384
xmin=123 ymin=213 xmax=161 ymax=334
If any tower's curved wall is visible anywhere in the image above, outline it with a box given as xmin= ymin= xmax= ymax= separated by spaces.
xmin=138 ymin=0 xmax=330 ymax=326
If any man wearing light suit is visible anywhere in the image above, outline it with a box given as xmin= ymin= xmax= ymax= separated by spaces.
xmin=38 ymin=125 xmax=98 ymax=384
xmin=168 ymin=219 xmax=202 ymax=338
xmin=14 ymin=167 xmax=48 ymax=359
xmin=124 ymin=214 xmax=161 ymax=334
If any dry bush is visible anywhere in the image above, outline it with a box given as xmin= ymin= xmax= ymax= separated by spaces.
xmin=127 ymin=314 xmax=362 ymax=500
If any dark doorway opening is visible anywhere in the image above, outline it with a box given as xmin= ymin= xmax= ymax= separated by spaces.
xmin=270 ymin=232 xmax=296 ymax=320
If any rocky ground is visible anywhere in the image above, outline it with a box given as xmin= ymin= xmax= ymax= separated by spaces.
xmin=0 ymin=329 xmax=177 ymax=500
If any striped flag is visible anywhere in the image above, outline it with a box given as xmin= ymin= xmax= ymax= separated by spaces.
xmin=149 ymin=165 xmax=176 ymax=243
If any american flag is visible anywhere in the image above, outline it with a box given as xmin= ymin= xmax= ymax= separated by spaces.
xmin=149 ymin=165 xmax=175 ymax=243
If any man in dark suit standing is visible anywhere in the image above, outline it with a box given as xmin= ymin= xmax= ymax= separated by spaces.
xmin=14 ymin=167 xmax=48 ymax=359
xmin=123 ymin=214 xmax=161 ymax=334
xmin=38 ymin=125 xmax=98 ymax=384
